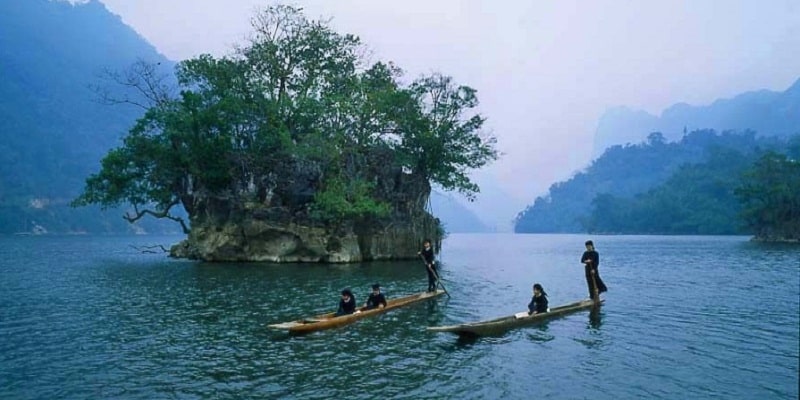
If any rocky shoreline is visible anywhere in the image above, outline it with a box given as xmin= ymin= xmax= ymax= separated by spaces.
xmin=169 ymin=216 xmax=440 ymax=262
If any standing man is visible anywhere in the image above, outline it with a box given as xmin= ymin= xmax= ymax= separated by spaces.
xmin=418 ymin=239 xmax=438 ymax=292
xmin=581 ymin=240 xmax=608 ymax=301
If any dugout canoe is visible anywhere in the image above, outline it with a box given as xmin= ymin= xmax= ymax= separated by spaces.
xmin=268 ymin=289 xmax=446 ymax=334
xmin=427 ymin=298 xmax=603 ymax=336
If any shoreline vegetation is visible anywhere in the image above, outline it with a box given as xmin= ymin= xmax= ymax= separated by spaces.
xmin=514 ymin=131 xmax=799 ymax=243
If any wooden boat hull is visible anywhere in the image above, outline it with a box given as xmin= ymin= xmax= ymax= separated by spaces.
xmin=269 ymin=289 xmax=445 ymax=333
xmin=427 ymin=298 xmax=603 ymax=336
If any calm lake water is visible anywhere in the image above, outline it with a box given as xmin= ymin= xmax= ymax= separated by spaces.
xmin=0 ymin=234 xmax=797 ymax=399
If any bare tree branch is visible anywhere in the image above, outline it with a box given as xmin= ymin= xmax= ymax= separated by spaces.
xmin=129 ymin=244 xmax=170 ymax=254
xmin=91 ymin=59 xmax=174 ymax=110
xmin=124 ymin=200 xmax=190 ymax=234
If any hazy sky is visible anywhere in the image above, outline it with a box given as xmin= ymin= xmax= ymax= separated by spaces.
xmin=95 ymin=0 xmax=800 ymax=229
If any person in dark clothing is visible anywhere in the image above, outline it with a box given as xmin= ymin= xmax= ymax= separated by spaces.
xmin=417 ymin=239 xmax=438 ymax=292
xmin=335 ymin=288 xmax=357 ymax=316
xmin=363 ymin=283 xmax=387 ymax=310
xmin=581 ymin=240 xmax=608 ymax=300
xmin=528 ymin=283 xmax=549 ymax=315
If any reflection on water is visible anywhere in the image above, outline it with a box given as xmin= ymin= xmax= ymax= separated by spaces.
xmin=454 ymin=333 xmax=480 ymax=348
xmin=589 ymin=304 xmax=603 ymax=329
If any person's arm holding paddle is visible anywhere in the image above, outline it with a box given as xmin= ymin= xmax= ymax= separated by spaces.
xmin=418 ymin=239 xmax=437 ymax=292
xmin=581 ymin=240 xmax=607 ymax=301
xmin=581 ymin=245 xmax=598 ymax=300
xmin=417 ymin=239 xmax=450 ymax=297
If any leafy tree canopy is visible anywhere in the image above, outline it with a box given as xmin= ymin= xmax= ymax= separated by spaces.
xmin=74 ymin=5 xmax=498 ymax=229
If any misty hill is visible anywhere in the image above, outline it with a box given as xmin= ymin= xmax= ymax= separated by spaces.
xmin=429 ymin=191 xmax=489 ymax=233
xmin=0 ymin=0 xmax=173 ymax=233
xmin=514 ymin=130 xmax=792 ymax=233
xmin=585 ymin=135 xmax=800 ymax=235
xmin=593 ymin=79 xmax=800 ymax=157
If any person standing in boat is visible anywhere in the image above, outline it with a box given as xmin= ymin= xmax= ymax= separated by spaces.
xmin=335 ymin=288 xmax=357 ymax=316
xmin=528 ymin=283 xmax=549 ymax=315
xmin=581 ymin=240 xmax=608 ymax=300
xmin=363 ymin=283 xmax=387 ymax=310
xmin=418 ymin=239 xmax=438 ymax=292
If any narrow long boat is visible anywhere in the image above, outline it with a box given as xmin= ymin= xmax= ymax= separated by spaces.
xmin=427 ymin=298 xmax=603 ymax=336
xmin=268 ymin=289 xmax=445 ymax=334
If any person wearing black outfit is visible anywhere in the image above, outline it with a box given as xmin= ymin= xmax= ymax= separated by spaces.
xmin=335 ymin=288 xmax=357 ymax=316
xmin=528 ymin=283 xmax=549 ymax=315
xmin=418 ymin=239 xmax=438 ymax=292
xmin=581 ymin=240 xmax=608 ymax=300
xmin=363 ymin=283 xmax=387 ymax=310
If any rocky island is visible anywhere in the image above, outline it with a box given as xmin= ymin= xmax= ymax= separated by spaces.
xmin=73 ymin=6 xmax=497 ymax=262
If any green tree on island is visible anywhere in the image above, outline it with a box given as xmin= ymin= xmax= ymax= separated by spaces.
xmin=73 ymin=6 xmax=497 ymax=262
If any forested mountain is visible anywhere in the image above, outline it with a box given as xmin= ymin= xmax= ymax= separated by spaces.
xmin=520 ymin=77 xmax=800 ymax=236
xmin=514 ymin=130 xmax=795 ymax=234
xmin=0 ymin=0 xmax=175 ymax=234
xmin=593 ymin=79 xmax=800 ymax=157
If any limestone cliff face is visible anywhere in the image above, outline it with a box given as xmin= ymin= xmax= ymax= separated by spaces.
xmin=170 ymin=170 xmax=442 ymax=262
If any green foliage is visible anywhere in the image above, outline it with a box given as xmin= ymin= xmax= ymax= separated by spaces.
xmin=515 ymin=129 xmax=714 ymax=232
xmin=74 ymin=5 xmax=498 ymax=228
xmin=311 ymin=176 xmax=391 ymax=221
xmin=396 ymin=74 xmax=498 ymax=199
xmin=735 ymin=152 xmax=800 ymax=240
xmin=515 ymin=129 xmax=794 ymax=234
xmin=585 ymin=146 xmax=757 ymax=234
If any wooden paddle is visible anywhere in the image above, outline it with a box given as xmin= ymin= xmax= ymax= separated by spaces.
xmin=419 ymin=254 xmax=451 ymax=298
xmin=589 ymin=264 xmax=600 ymax=304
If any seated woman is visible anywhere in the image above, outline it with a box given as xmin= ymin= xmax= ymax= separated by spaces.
xmin=363 ymin=283 xmax=387 ymax=310
xmin=335 ymin=288 xmax=357 ymax=316
xmin=527 ymin=283 xmax=549 ymax=315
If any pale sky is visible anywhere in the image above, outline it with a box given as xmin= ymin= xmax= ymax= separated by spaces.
xmin=95 ymin=0 xmax=800 ymax=229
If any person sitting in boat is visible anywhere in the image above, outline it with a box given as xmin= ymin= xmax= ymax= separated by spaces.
xmin=528 ymin=283 xmax=549 ymax=315
xmin=363 ymin=283 xmax=387 ymax=310
xmin=335 ymin=288 xmax=357 ymax=316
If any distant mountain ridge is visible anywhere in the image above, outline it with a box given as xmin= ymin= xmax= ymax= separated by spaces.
xmin=593 ymin=79 xmax=800 ymax=157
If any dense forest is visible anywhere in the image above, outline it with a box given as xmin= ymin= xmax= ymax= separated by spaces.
xmin=735 ymin=150 xmax=800 ymax=241
xmin=515 ymin=130 xmax=799 ymax=238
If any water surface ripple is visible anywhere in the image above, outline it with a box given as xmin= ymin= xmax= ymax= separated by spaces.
xmin=0 ymin=234 xmax=797 ymax=399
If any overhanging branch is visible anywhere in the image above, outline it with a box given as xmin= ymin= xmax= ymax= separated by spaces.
xmin=124 ymin=200 xmax=190 ymax=234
